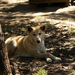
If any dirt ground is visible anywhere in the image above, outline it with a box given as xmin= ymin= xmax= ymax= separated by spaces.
xmin=0 ymin=0 xmax=75 ymax=75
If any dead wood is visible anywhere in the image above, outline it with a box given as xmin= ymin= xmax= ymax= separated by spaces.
xmin=0 ymin=24 xmax=12 ymax=75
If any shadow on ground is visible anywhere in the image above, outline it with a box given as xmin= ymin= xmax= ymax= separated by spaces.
xmin=0 ymin=1 xmax=75 ymax=75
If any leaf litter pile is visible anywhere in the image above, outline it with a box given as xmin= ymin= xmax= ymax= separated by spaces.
xmin=0 ymin=1 xmax=75 ymax=75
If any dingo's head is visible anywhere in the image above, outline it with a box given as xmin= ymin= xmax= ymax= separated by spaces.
xmin=27 ymin=25 xmax=46 ymax=44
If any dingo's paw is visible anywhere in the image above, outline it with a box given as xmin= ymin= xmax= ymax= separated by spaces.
xmin=55 ymin=57 xmax=61 ymax=61
xmin=46 ymin=58 xmax=52 ymax=62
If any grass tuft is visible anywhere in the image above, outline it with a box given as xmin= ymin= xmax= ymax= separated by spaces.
xmin=3 ymin=24 xmax=9 ymax=32
xmin=71 ymin=27 xmax=75 ymax=33
xmin=33 ymin=68 xmax=47 ymax=75
xmin=47 ymin=21 xmax=54 ymax=28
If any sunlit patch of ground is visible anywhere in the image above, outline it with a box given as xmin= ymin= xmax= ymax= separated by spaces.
xmin=0 ymin=1 xmax=75 ymax=75
xmin=1 ymin=0 xmax=28 ymax=3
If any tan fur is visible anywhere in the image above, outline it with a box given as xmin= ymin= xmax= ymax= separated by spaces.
xmin=5 ymin=25 xmax=61 ymax=62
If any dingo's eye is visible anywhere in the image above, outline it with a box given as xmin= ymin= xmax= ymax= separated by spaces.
xmin=33 ymin=34 xmax=36 ymax=36
xmin=39 ymin=33 xmax=41 ymax=35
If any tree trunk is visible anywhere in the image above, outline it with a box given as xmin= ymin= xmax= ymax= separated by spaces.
xmin=0 ymin=24 xmax=12 ymax=75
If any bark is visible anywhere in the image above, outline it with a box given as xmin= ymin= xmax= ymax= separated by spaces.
xmin=0 ymin=24 xmax=12 ymax=75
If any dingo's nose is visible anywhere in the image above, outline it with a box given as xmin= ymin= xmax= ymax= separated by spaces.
xmin=37 ymin=40 xmax=40 ymax=43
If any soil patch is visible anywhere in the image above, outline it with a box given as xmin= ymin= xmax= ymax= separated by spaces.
xmin=0 ymin=1 xmax=75 ymax=75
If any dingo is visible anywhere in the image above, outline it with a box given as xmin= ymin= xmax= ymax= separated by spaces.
xmin=5 ymin=25 xmax=61 ymax=62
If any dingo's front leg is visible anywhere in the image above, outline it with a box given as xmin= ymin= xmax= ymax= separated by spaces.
xmin=30 ymin=52 xmax=61 ymax=62
xmin=49 ymin=54 xmax=61 ymax=61
xmin=46 ymin=54 xmax=61 ymax=62
xmin=46 ymin=58 xmax=52 ymax=62
xmin=41 ymin=46 xmax=61 ymax=62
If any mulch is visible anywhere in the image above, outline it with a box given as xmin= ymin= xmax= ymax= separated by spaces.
xmin=0 ymin=1 xmax=75 ymax=75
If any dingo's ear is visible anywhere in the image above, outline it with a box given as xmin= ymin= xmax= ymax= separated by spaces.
xmin=27 ymin=25 xmax=33 ymax=33
xmin=40 ymin=25 xmax=46 ymax=31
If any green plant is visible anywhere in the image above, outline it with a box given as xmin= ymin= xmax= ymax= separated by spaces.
xmin=71 ymin=27 xmax=75 ymax=33
xmin=69 ymin=41 xmax=72 ymax=44
xmin=3 ymin=25 xmax=9 ymax=32
xmin=69 ymin=66 xmax=72 ymax=73
xmin=36 ymin=16 xmax=42 ymax=20
xmin=33 ymin=68 xmax=47 ymax=75
xmin=24 ymin=33 xmax=28 ymax=36
xmin=47 ymin=21 xmax=54 ymax=28
xmin=21 ymin=27 xmax=26 ymax=31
